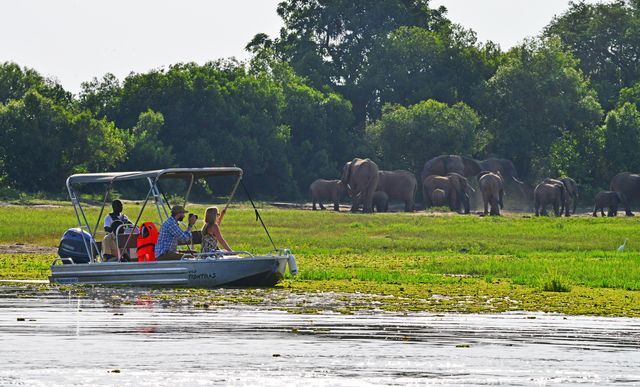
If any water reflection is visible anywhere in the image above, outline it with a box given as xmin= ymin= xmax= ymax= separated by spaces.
xmin=0 ymin=285 xmax=639 ymax=385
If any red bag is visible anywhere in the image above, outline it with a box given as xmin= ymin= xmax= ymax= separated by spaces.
xmin=137 ymin=222 xmax=159 ymax=262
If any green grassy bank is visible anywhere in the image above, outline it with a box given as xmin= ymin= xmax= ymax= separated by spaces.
xmin=1 ymin=203 xmax=639 ymax=316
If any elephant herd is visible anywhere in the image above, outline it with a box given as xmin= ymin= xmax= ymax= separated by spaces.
xmin=309 ymin=155 xmax=640 ymax=217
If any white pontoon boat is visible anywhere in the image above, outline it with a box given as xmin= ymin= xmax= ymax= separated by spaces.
xmin=49 ymin=167 xmax=297 ymax=287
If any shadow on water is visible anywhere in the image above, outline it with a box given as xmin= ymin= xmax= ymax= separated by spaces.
xmin=1 ymin=285 xmax=639 ymax=385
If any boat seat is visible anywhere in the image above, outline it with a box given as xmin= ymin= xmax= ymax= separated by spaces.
xmin=117 ymin=234 xmax=139 ymax=249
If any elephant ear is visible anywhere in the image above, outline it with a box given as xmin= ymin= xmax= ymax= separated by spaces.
xmin=462 ymin=156 xmax=482 ymax=177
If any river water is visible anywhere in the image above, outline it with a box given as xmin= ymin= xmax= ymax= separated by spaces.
xmin=1 ymin=285 xmax=639 ymax=386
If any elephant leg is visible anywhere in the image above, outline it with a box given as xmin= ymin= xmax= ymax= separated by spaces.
xmin=424 ymin=194 xmax=432 ymax=210
xmin=483 ymin=196 xmax=489 ymax=215
xmin=592 ymin=206 xmax=597 ymax=217
xmin=350 ymin=195 xmax=360 ymax=212
xmin=319 ymin=201 xmax=326 ymax=210
xmin=333 ymin=200 xmax=340 ymax=212
xmin=601 ymin=207 xmax=606 ymax=217
xmin=312 ymin=201 xmax=317 ymax=211
xmin=404 ymin=199 xmax=413 ymax=213
xmin=463 ymin=194 xmax=470 ymax=214
xmin=363 ymin=193 xmax=374 ymax=213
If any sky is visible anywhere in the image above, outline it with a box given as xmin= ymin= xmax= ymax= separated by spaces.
xmin=0 ymin=0 xmax=612 ymax=94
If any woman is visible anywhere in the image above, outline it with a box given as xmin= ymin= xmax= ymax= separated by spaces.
xmin=201 ymin=207 xmax=232 ymax=253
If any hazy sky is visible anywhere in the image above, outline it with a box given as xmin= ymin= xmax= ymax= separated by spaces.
xmin=0 ymin=0 xmax=611 ymax=94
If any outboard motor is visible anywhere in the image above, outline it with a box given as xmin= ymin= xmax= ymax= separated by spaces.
xmin=57 ymin=228 xmax=96 ymax=264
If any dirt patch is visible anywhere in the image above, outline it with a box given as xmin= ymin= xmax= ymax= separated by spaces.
xmin=0 ymin=244 xmax=56 ymax=255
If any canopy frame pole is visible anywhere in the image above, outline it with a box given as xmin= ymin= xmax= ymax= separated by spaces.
xmin=148 ymin=177 xmax=170 ymax=224
xmin=183 ymin=174 xmax=195 ymax=208
xmin=92 ymin=183 xmax=112 ymax=238
xmin=218 ymin=175 xmax=242 ymax=225
xmin=66 ymin=182 xmax=103 ymax=263
xmin=240 ymin=180 xmax=277 ymax=251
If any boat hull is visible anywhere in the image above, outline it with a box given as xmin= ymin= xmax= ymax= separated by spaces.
xmin=49 ymin=255 xmax=291 ymax=288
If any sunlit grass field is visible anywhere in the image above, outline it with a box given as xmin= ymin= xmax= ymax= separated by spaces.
xmin=1 ymin=202 xmax=639 ymax=315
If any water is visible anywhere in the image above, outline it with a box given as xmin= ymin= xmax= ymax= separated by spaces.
xmin=1 ymin=285 xmax=639 ymax=386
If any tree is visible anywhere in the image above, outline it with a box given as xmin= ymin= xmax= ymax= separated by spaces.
xmin=481 ymin=38 xmax=603 ymax=181
xmin=603 ymin=102 xmax=640 ymax=175
xmin=251 ymin=54 xmax=355 ymax=192
xmin=0 ymin=62 xmax=72 ymax=107
xmin=122 ymin=109 xmax=174 ymax=171
xmin=365 ymin=26 xmax=500 ymax=119
xmin=366 ymin=99 xmax=483 ymax=174
xmin=545 ymin=0 xmax=640 ymax=110
xmin=256 ymin=0 xmax=451 ymax=126
xmin=79 ymin=73 xmax=122 ymax=118
xmin=618 ymin=81 xmax=640 ymax=108
xmin=0 ymin=91 xmax=126 ymax=192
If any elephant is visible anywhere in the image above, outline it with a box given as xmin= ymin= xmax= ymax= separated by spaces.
xmin=542 ymin=178 xmax=567 ymax=216
xmin=421 ymin=155 xmax=482 ymax=182
xmin=431 ymin=189 xmax=447 ymax=207
xmin=341 ymin=158 xmax=380 ymax=213
xmin=422 ymin=175 xmax=456 ymax=210
xmin=372 ymin=191 xmax=389 ymax=213
xmin=478 ymin=158 xmax=524 ymax=184
xmin=534 ymin=182 xmax=563 ymax=216
xmin=309 ymin=179 xmax=345 ymax=211
xmin=561 ymin=177 xmax=578 ymax=215
xmin=376 ymin=170 xmax=417 ymax=212
xmin=478 ymin=171 xmax=504 ymax=216
xmin=610 ymin=172 xmax=640 ymax=216
xmin=593 ymin=191 xmax=627 ymax=217
xmin=446 ymin=173 xmax=474 ymax=214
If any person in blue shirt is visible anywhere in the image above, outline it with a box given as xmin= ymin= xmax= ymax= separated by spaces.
xmin=155 ymin=205 xmax=197 ymax=261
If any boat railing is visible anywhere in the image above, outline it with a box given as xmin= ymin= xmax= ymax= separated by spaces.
xmin=181 ymin=250 xmax=255 ymax=260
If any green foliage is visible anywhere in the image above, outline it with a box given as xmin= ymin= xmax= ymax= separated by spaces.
xmin=545 ymin=0 xmax=640 ymax=110
xmin=123 ymin=109 xmax=174 ymax=170
xmin=482 ymin=38 xmax=603 ymax=181
xmin=0 ymin=91 xmax=126 ymax=191
xmin=366 ymin=26 xmax=498 ymax=119
xmin=603 ymin=102 xmax=640 ymax=176
xmin=269 ymin=0 xmax=452 ymax=125
xmin=3 ymin=206 xmax=640 ymax=315
xmin=542 ymin=276 xmax=572 ymax=293
xmin=367 ymin=99 xmax=483 ymax=172
xmin=0 ymin=62 xmax=72 ymax=106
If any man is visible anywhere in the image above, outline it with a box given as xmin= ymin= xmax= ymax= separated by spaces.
xmin=102 ymin=220 xmax=124 ymax=262
xmin=155 ymin=205 xmax=197 ymax=261
xmin=104 ymin=200 xmax=130 ymax=232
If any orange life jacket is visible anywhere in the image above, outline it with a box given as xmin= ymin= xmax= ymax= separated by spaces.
xmin=137 ymin=222 xmax=159 ymax=262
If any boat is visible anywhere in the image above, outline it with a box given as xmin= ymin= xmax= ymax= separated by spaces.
xmin=49 ymin=167 xmax=298 ymax=288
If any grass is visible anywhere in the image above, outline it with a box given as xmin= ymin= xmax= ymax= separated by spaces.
xmin=1 ymin=202 xmax=639 ymax=316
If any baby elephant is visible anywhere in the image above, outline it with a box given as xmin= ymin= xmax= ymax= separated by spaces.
xmin=310 ymin=179 xmax=345 ymax=211
xmin=372 ymin=191 xmax=389 ymax=213
xmin=593 ymin=191 xmax=626 ymax=217
xmin=430 ymin=189 xmax=448 ymax=207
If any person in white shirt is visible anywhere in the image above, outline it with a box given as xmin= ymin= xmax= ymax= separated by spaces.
xmin=104 ymin=200 xmax=130 ymax=232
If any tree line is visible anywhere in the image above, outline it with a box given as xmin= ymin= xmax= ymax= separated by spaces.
xmin=2 ymin=0 xmax=640 ymax=200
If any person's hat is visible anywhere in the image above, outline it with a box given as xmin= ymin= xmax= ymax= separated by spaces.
xmin=171 ymin=205 xmax=188 ymax=215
